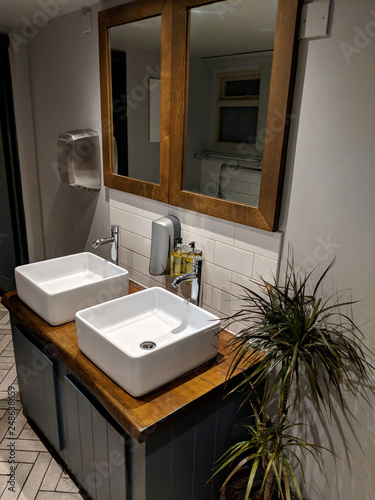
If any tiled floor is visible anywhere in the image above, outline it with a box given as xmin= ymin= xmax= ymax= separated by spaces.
xmin=0 ymin=299 xmax=85 ymax=499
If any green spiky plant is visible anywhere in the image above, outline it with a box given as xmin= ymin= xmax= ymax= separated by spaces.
xmin=216 ymin=399 xmax=327 ymax=500
xmin=213 ymin=252 xmax=374 ymax=500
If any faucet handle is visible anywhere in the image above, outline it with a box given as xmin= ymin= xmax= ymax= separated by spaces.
xmin=192 ymin=256 xmax=204 ymax=276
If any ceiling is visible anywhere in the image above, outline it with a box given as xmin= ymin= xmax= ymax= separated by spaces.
xmin=0 ymin=0 xmax=104 ymax=32
xmin=1 ymin=0 xmax=277 ymax=56
xmin=110 ymin=0 xmax=277 ymax=58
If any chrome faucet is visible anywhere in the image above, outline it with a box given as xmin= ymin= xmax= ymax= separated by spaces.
xmin=92 ymin=225 xmax=120 ymax=265
xmin=171 ymin=257 xmax=204 ymax=307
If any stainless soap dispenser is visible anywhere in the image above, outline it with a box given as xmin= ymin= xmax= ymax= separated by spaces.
xmin=149 ymin=215 xmax=181 ymax=275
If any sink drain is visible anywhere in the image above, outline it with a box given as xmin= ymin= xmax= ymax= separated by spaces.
xmin=140 ymin=341 xmax=156 ymax=350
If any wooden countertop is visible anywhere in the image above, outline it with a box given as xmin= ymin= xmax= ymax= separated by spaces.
xmin=3 ymin=283 xmax=243 ymax=443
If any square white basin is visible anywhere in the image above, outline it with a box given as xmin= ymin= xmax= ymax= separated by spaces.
xmin=15 ymin=252 xmax=129 ymax=326
xmin=75 ymin=287 xmax=221 ymax=397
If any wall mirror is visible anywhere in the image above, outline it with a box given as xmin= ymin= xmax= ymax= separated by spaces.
xmin=110 ymin=16 xmax=161 ymax=183
xmin=99 ymin=1 xmax=172 ymax=203
xmin=184 ymin=1 xmax=277 ymax=208
xmin=99 ymin=0 xmax=300 ymax=230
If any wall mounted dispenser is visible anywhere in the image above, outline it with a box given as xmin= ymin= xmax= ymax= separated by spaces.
xmin=57 ymin=129 xmax=101 ymax=191
xmin=149 ymin=215 xmax=181 ymax=275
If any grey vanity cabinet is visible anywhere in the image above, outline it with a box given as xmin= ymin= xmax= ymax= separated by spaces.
xmin=60 ymin=373 xmax=130 ymax=500
xmin=10 ymin=314 xmax=247 ymax=500
xmin=11 ymin=319 xmax=130 ymax=500
xmin=11 ymin=323 xmax=62 ymax=451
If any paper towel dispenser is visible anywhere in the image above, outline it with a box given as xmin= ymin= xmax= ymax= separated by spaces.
xmin=57 ymin=129 xmax=101 ymax=191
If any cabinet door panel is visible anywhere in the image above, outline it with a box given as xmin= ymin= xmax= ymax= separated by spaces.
xmin=63 ymin=377 xmax=84 ymax=481
xmin=92 ymin=409 xmax=111 ymax=500
xmin=11 ymin=324 xmax=62 ymax=450
xmin=64 ymin=375 xmax=129 ymax=500
xmin=77 ymin=390 xmax=97 ymax=500
xmin=107 ymin=421 xmax=128 ymax=500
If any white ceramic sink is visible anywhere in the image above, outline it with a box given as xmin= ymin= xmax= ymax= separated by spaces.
xmin=75 ymin=287 xmax=221 ymax=397
xmin=15 ymin=252 xmax=129 ymax=326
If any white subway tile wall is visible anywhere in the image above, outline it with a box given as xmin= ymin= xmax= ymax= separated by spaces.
xmin=199 ymin=158 xmax=261 ymax=207
xmin=109 ymin=189 xmax=283 ymax=334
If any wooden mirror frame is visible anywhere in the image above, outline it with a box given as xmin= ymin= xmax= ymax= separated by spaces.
xmin=99 ymin=0 xmax=300 ymax=230
xmin=99 ymin=0 xmax=173 ymax=203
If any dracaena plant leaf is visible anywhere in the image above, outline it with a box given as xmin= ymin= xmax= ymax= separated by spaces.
xmin=212 ymin=247 xmax=374 ymax=500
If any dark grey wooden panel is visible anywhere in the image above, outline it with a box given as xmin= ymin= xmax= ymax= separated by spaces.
xmin=212 ymin=390 xmax=248 ymax=496
xmin=63 ymin=376 xmax=83 ymax=481
xmin=41 ymin=352 xmax=61 ymax=450
xmin=77 ymin=389 xmax=97 ymax=500
xmin=131 ymin=440 xmax=146 ymax=500
xmin=107 ymin=422 xmax=127 ymax=500
xmin=55 ymin=362 xmax=68 ymax=462
xmin=171 ymin=411 xmax=196 ymax=500
xmin=145 ymin=425 xmax=173 ymax=499
xmin=11 ymin=324 xmax=62 ymax=450
xmin=12 ymin=324 xmax=33 ymax=416
xmin=32 ymin=348 xmax=47 ymax=432
xmin=193 ymin=398 xmax=218 ymax=500
xmin=92 ymin=407 xmax=110 ymax=500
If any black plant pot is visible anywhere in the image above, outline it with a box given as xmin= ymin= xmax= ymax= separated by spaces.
xmin=220 ymin=467 xmax=300 ymax=500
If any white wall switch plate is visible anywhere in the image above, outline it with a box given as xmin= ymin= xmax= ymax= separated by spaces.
xmin=300 ymin=1 xmax=330 ymax=40
xmin=81 ymin=8 xmax=92 ymax=34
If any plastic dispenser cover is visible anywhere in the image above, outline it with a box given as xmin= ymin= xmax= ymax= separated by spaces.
xmin=149 ymin=215 xmax=181 ymax=275
xmin=57 ymin=129 xmax=101 ymax=191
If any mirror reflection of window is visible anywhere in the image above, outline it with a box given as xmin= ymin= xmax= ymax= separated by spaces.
xmin=216 ymin=70 xmax=261 ymax=147
xmin=184 ymin=0 xmax=277 ymax=207
xmin=110 ymin=16 xmax=162 ymax=184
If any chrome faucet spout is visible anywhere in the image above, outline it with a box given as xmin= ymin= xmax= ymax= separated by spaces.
xmin=171 ymin=257 xmax=204 ymax=307
xmin=171 ymin=272 xmax=196 ymax=287
xmin=92 ymin=225 xmax=120 ymax=265
xmin=92 ymin=237 xmax=114 ymax=248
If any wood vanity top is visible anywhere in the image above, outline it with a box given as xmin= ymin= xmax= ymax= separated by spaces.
xmin=3 ymin=283 xmax=245 ymax=443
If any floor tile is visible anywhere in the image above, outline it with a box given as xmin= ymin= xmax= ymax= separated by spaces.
xmin=0 ymin=313 xmax=9 ymax=326
xmin=0 ymin=461 xmax=11 ymax=475
xmin=55 ymin=477 xmax=79 ymax=493
xmin=0 ymin=337 xmax=11 ymax=355
xmin=1 ymin=462 xmax=33 ymax=499
xmin=18 ymin=452 xmax=51 ymax=500
xmin=0 ymin=400 xmax=21 ymax=410
xmin=0 ymin=363 xmax=14 ymax=371
xmin=40 ymin=458 xmax=63 ymax=492
xmin=0 ymin=392 xmax=20 ymax=402
xmin=0 ymin=449 xmax=39 ymax=464
xmin=5 ymin=410 xmax=27 ymax=439
xmin=0 ymin=438 xmax=47 ymax=452
xmin=36 ymin=492 xmax=84 ymax=499
xmin=0 ymin=474 xmax=9 ymax=497
xmin=19 ymin=428 xmax=39 ymax=440
xmin=0 ymin=410 xmax=21 ymax=442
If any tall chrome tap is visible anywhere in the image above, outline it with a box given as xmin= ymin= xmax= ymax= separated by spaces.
xmin=171 ymin=257 xmax=204 ymax=307
xmin=92 ymin=225 xmax=120 ymax=265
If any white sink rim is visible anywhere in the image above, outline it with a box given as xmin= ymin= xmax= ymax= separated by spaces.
xmin=15 ymin=252 xmax=129 ymax=326
xmin=75 ymin=287 xmax=221 ymax=397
